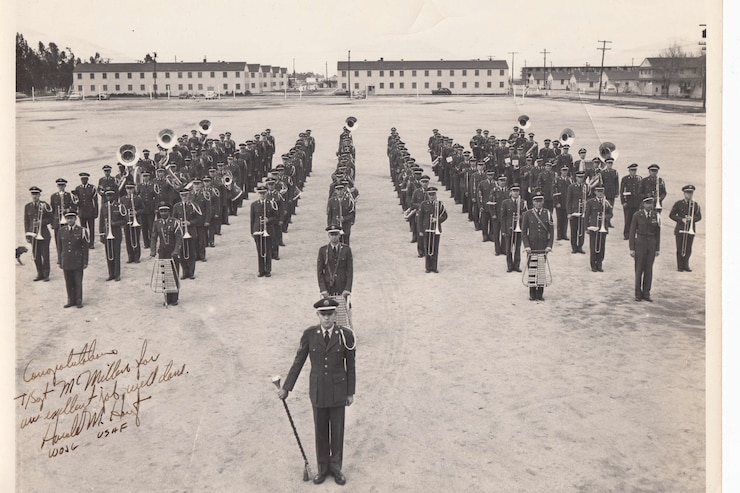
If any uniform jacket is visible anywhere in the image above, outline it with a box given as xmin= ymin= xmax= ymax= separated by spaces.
xmin=629 ymin=209 xmax=661 ymax=251
xmin=639 ymin=176 xmax=667 ymax=204
xmin=58 ymin=224 xmax=89 ymax=270
xmin=150 ymin=217 xmax=183 ymax=258
xmin=250 ymin=198 xmax=279 ymax=235
xmin=317 ymin=243 xmax=353 ymax=294
xmin=620 ymin=174 xmax=643 ymax=208
xmin=417 ymin=199 xmax=449 ymax=234
xmin=172 ymin=201 xmax=204 ymax=231
xmin=501 ymin=196 xmax=528 ymax=233
xmin=283 ymin=324 xmax=356 ymax=408
xmin=24 ymin=201 xmax=53 ymax=240
xmin=553 ymin=176 xmax=572 ymax=207
xmin=668 ymin=199 xmax=702 ymax=235
xmin=566 ymin=182 xmax=589 ymax=215
xmin=50 ymin=191 xmax=74 ymax=229
xmin=600 ymin=168 xmax=619 ymax=199
xmin=536 ymin=170 xmax=557 ymax=200
xmin=74 ymin=183 xmax=99 ymax=219
xmin=584 ymin=197 xmax=613 ymax=232
xmin=521 ymin=207 xmax=554 ymax=251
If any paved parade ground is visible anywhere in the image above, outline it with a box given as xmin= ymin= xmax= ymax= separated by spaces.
xmin=15 ymin=95 xmax=708 ymax=492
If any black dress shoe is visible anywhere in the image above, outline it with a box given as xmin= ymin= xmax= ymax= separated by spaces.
xmin=313 ymin=473 xmax=326 ymax=485
xmin=134 ymin=259 xmax=140 ymax=263
xmin=643 ymin=295 xmax=653 ymax=302
xmin=64 ymin=303 xmax=74 ymax=308
xmin=563 ymin=237 xmax=569 ymax=241
xmin=76 ymin=303 xmax=83 ymax=308
xmin=257 ymin=273 xmax=264 ymax=277
xmin=425 ymin=269 xmax=431 ymax=273
xmin=115 ymin=276 xmax=121 ymax=281
xmin=43 ymin=277 xmax=50 ymax=282
xmin=106 ymin=276 xmax=114 ymax=281
xmin=529 ymin=295 xmax=536 ymax=301
xmin=432 ymin=269 xmax=439 ymax=273
xmin=684 ymin=268 xmax=692 ymax=272
xmin=514 ymin=268 xmax=522 ymax=272
xmin=273 ymin=256 xmax=280 ymax=260
xmin=126 ymin=260 xmax=133 ymax=264
xmin=635 ymin=296 xmax=643 ymax=302
xmin=264 ymin=272 xmax=271 ymax=277
xmin=33 ymin=276 xmax=43 ymax=281
xmin=597 ymin=267 xmax=604 ymax=272
xmin=507 ymin=268 xmax=512 ymax=272
xmin=89 ymin=245 xmax=95 ymax=250
xmin=417 ymin=254 xmax=424 ymax=258
xmin=538 ymin=296 xmax=545 ymax=301
xmin=591 ymin=267 xmax=598 ymax=272
xmin=495 ymin=252 xmax=501 ymax=256
xmin=333 ymin=471 xmax=346 ymax=485
xmin=279 ymin=242 xmax=286 ymax=247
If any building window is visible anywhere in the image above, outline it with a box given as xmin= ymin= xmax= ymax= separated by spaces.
xmin=77 ymin=73 xmax=81 ymax=80
xmin=462 ymin=70 xmax=467 ymax=76
xmin=487 ymin=69 xmax=492 ymax=76
xmin=450 ymin=82 xmax=454 ymax=88
xmin=487 ymin=81 xmax=492 ymax=88
xmin=475 ymin=69 xmax=479 ymax=76
xmin=342 ymin=83 xmax=347 ymax=89
xmin=153 ymin=72 xmax=157 ymax=79
xmin=188 ymin=84 xmax=193 ymax=90
xmin=424 ymin=82 xmax=429 ymax=89
xmin=412 ymin=82 xmax=417 ymax=89
xmin=450 ymin=70 xmax=454 ymax=76
xmin=251 ymin=83 xmax=256 ymax=89
xmin=223 ymin=72 xmax=228 ymax=77
xmin=272 ymin=82 xmax=276 ymax=86
xmin=425 ymin=70 xmax=429 ymax=76
xmin=153 ymin=84 xmax=158 ymax=91
xmin=177 ymin=72 xmax=182 ymax=79
xmin=127 ymin=73 xmax=132 ymax=79
xmin=380 ymin=70 xmax=384 ymax=77
xmin=400 ymin=70 xmax=404 ymax=76
xmin=102 ymin=73 xmax=107 ymax=79
xmin=210 ymin=72 xmax=215 ymax=78
xmin=127 ymin=84 xmax=132 ymax=91
xmin=437 ymin=82 xmax=442 ymax=88
xmin=188 ymin=72 xmax=193 ymax=78
xmin=235 ymin=72 xmax=240 ymax=77
xmin=390 ymin=70 xmax=394 ymax=76
xmin=198 ymin=83 xmax=203 ymax=90
xmin=437 ymin=70 xmax=442 ymax=76
xmin=223 ymin=83 xmax=228 ymax=90
xmin=102 ymin=85 xmax=108 ymax=91
xmin=77 ymin=85 xmax=82 ymax=91
xmin=462 ymin=82 xmax=466 ymax=88
xmin=140 ymin=73 xmax=145 ymax=79
xmin=140 ymin=84 xmax=145 ymax=91
xmin=499 ymin=81 xmax=505 ymax=88
xmin=400 ymin=82 xmax=404 ymax=89
xmin=390 ymin=82 xmax=394 ymax=89
xmin=354 ymin=70 xmax=359 ymax=77
xmin=412 ymin=70 xmax=417 ymax=77
xmin=178 ymin=84 xmax=183 ymax=90
xmin=90 ymin=73 xmax=95 ymax=79
xmin=236 ymin=83 xmax=241 ymax=90
xmin=367 ymin=70 xmax=372 ymax=76
xmin=379 ymin=83 xmax=384 ymax=89
xmin=342 ymin=70 xmax=346 ymax=77
xmin=115 ymin=84 xmax=120 ymax=91
xmin=500 ymin=70 xmax=505 ymax=76
xmin=589 ymin=82 xmax=594 ymax=88
xmin=474 ymin=81 xmax=479 ymax=88
xmin=115 ymin=73 xmax=119 ymax=79
xmin=198 ymin=72 xmax=202 ymax=78
xmin=354 ymin=83 xmax=359 ymax=89
xmin=90 ymin=85 xmax=95 ymax=91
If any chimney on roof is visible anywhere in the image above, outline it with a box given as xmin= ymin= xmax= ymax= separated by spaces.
xmin=203 ymin=56 xmax=207 ymax=63
xmin=380 ymin=57 xmax=384 ymax=61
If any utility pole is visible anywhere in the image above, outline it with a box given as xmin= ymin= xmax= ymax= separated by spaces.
xmin=540 ymin=49 xmax=549 ymax=90
xmin=508 ymin=51 xmax=519 ymax=89
xmin=347 ymin=50 xmax=351 ymax=99
xmin=597 ymin=40 xmax=612 ymax=100
xmin=699 ymin=24 xmax=706 ymax=110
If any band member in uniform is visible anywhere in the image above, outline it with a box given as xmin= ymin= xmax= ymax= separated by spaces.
xmin=536 ymin=160 xmax=557 ymax=213
xmin=122 ymin=183 xmax=144 ymax=263
xmin=566 ymin=171 xmax=588 ymax=254
xmin=150 ymin=204 xmax=183 ymax=306
xmin=620 ymin=163 xmax=643 ymax=240
xmin=50 ymin=178 xmax=74 ymax=265
xmin=492 ymin=176 xmax=509 ymax=255
xmin=477 ymin=170 xmax=498 ymax=243
xmin=250 ymin=185 xmax=278 ymax=277
xmin=98 ymin=164 xmax=117 ymax=201
xmin=137 ymin=149 xmax=156 ymax=179
xmin=317 ymin=225 xmax=354 ymax=298
xmin=629 ymin=197 xmax=660 ymax=301
xmin=669 ymin=185 xmax=702 ymax=272
xmin=265 ymin=177 xmax=286 ymax=258
xmin=99 ymin=189 xmax=126 ymax=281
xmin=75 ymin=172 xmax=98 ymax=248
xmin=24 ymin=186 xmax=53 ymax=281
xmin=171 ymin=189 xmax=203 ymax=280
xmin=190 ymin=179 xmax=210 ymax=261
xmin=327 ymin=183 xmax=356 ymax=246
xmin=408 ymin=175 xmax=430 ymax=255
xmin=600 ymin=157 xmax=619 ymax=228
xmin=137 ymin=172 xmax=157 ymax=248
xmin=639 ymin=164 xmax=666 ymax=211
xmin=553 ymin=165 xmax=572 ymax=241
xmin=522 ymin=194 xmax=554 ymax=301
xmin=572 ymin=147 xmax=589 ymax=175
xmin=584 ymin=186 xmax=613 ymax=272
xmin=470 ymin=128 xmax=484 ymax=160
xmin=202 ymin=176 xmax=220 ymax=248
xmin=501 ymin=184 xmax=527 ymax=272
xmin=417 ymin=186 xmax=448 ymax=273
xmin=58 ymin=211 xmax=89 ymax=308
xmin=278 ymin=297 xmax=356 ymax=486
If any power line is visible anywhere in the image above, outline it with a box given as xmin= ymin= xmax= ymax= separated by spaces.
xmin=540 ymin=49 xmax=549 ymax=90
xmin=597 ymin=40 xmax=612 ymax=100
xmin=507 ymin=51 xmax=518 ymax=86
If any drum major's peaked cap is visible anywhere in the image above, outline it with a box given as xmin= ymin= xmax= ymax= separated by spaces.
xmin=314 ymin=298 xmax=339 ymax=311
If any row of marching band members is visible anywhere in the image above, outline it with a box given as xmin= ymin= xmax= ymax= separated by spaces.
xmin=325 ymin=119 xmax=360 ymax=247
xmin=249 ymin=130 xmax=315 ymax=277
xmin=388 ymin=128 xmax=448 ymax=273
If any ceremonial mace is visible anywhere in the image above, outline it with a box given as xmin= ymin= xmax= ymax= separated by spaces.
xmin=272 ymin=376 xmax=312 ymax=481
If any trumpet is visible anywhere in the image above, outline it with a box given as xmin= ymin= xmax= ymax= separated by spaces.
xmin=680 ymin=200 xmax=696 ymax=257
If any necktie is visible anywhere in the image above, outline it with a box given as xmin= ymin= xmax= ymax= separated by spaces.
xmin=324 ymin=330 xmax=330 ymax=345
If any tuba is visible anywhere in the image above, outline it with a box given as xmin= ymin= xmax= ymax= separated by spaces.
xmin=157 ymin=129 xmax=176 ymax=149
xmin=198 ymin=119 xmax=212 ymax=136
xmin=345 ymin=116 xmax=358 ymax=131
xmin=517 ymin=115 xmax=531 ymax=130
xmin=560 ymin=128 xmax=576 ymax=147
xmin=117 ymin=144 xmax=140 ymax=166
xmin=598 ymin=142 xmax=618 ymax=162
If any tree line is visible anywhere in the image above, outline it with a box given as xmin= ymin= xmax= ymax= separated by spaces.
xmin=16 ymin=33 xmax=108 ymax=95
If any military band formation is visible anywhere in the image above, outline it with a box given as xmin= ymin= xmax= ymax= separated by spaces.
xmin=388 ymin=115 xmax=701 ymax=302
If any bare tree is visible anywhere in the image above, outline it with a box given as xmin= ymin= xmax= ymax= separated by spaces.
xmin=657 ymin=42 xmax=687 ymax=96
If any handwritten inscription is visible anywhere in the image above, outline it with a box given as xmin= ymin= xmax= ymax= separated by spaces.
xmin=15 ymin=339 xmax=187 ymax=458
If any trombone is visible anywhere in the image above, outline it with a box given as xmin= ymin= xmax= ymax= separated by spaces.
xmin=127 ymin=194 xmax=141 ymax=249
xmin=426 ymin=199 xmax=441 ymax=256
xmin=655 ymin=177 xmax=663 ymax=212
xmin=680 ymin=200 xmax=696 ymax=257
xmin=28 ymin=201 xmax=50 ymax=261
xmin=594 ymin=198 xmax=608 ymax=254
xmin=181 ymin=199 xmax=192 ymax=260
xmin=103 ymin=200 xmax=117 ymax=261
xmin=575 ymin=184 xmax=587 ymax=240
xmin=255 ymin=197 xmax=271 ymax=259
xmin=511 ymin=198 xmax=522 ymax=252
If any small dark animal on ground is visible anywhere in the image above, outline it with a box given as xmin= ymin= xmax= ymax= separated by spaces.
xmin=16 ymin=246 xmax=28 ymax=265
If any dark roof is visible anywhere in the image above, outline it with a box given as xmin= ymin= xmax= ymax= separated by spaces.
xmin=74 ymin=61 xmax=247 ymax=73
xmin=260 ymin=65 xmax=272 ymax=73
xmin=605 ymin=70 xmax=639 ymax=81
xmin=337 ymin=59 xmax=508 ymax=70
xmin=247 ymin=63 xmax=261 ymax=72
xmin=640 ymin=57 xmax=704 ymax=69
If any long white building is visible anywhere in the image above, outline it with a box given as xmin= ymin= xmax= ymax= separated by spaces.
xmin=72 ymin=61 xmax=289 ymax=97
xmin=336 ymin=59 xmax=509 ymax=96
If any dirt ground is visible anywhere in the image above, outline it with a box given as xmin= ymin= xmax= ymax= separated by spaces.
xmin=14 ymin=96 xmax=706 ymax=492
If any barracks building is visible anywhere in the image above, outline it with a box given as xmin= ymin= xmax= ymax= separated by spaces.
xmin=336 ymin=59 xmax=510 ymax=96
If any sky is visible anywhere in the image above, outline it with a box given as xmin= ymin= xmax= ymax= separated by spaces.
xmin=15 ymin=0 xmax=712 ymax=76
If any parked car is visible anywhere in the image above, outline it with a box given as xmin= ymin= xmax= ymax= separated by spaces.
xmin=204 ymin=90 xmax=217 ymax=100
xmin=55 ymin=92 xmax=68 ymax=100
xmin=178 ymin=93 xmax=194 ymax=99
xmin=67 ymin=92 xmax=83 ymax=100
xmin=96 ymin=93 xmax=110 ymax=100
xmin=431 ymin=88 xmax=452 ymax=95
xmin=333 ymin=89 xmax=350 ymax=96
xmin=16 ymin=92 xmax=29 ymax=100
